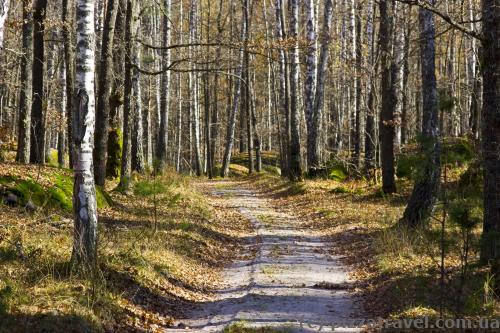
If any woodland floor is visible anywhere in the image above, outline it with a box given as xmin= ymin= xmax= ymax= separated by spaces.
xmin=0 ymin=152 xmax=498 ymax=332
xmin=170 ymin=180 xmax=362 ymax=332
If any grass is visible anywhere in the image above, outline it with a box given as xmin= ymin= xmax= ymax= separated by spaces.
xmin=243 ymin=159 xmax=498 ymax=320
xmin=0 ymin=163 xmax=251 ymax=332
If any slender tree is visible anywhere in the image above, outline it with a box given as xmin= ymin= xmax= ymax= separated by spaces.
xmin=288 ymin=0 xmax=303 ymax=181
xmin=16 ymin=0 xmax=33 ymax=164
xmin=221 ymin=0 xmax=247 ymax=178
xmin=308 ymin=0 xmax=333 ymax=172
xmin=0 ymin=0 xmax=9 ymax=49
xmin=62 ymin=0 xmax=76 ymax=168
xmin=157 ymin=0 xmax=172 ymax=172
xmin=72 ymin=0 xmax=98 ymax=268
xmin=304 ymin=0 xmax=317 ymax=171
xmin=94 ymin=0 xmax=119 ymax=186
xmin=480 ymin=0 xmax=500 ymax=275
xmin=30 ymin=0 xmax=48 ymax=164
xmin=378 ymin=0 xmax=396 ymax=193
xmin=119 ymin=0 xmax=134 ymax=189
xmin=401 ymin=0 xmax=440 ymax=226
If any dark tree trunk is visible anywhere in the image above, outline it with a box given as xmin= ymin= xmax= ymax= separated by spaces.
xmin=378 ymin=0 xmax=396 ymax=193
xmin=94 ymin=0 xmax=118 ymax=186
xmin=401 ymin=0 xmax=441 ymax=227
xmin=62 ymin=0 xmax=76 ymax=168
xmin=480 ymin=0 xmax=500 ymax=274
xmin=16 ymin=0 xmax=33 ymax=164
xmin=106 ymin=0 xmax=126 ymax=178
xmin=119 ymin=0 xmax=134 ymax=189
xmin=156 ymin=0 xmax=172 ymax=172
xmin=30 ymin=0 xmax=48 ymax=164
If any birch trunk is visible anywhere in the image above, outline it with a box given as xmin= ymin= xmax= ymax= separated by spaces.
xmin=131 ymin=41 xmax=144 ymax=173
xmin=221 ymin=0 xmax=247 ymax=178
xmin=189 ymin=0 xmax=202 ymax=176
xmin=16 ymin=0 xmax=33 ymax=164
xmin=304 ymin=0 xmax=317 ymax=170
xmin=274 ymin=0 xmax=289 ymax=175
xmin=401 ymin=0 xmax=440 ymax=227
xmin=309 ymin=0 xmax=333 ymax=171
xmin=58 ymin=54 xmax=67 ymax=167
xmin=0 ymin=0 xmax=9 ymax=49
xmin=157 ymin=0 xmax=172 ymax=171
xmin=288 ymin=0 xmax=303 ymax=181
xmin=72 ymin=0 xmax=98 ymax=268
xmin=364 ymin=0 xmax=376 ymax=170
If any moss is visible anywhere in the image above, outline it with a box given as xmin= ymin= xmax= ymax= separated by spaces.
xmin=1 ymin=174 xmax=111 ymax=212
xmin=106 ymin=129 xmax=122 ymax=179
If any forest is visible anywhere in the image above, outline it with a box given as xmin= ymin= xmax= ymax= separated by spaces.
xmin=0 ymin=0 xmax=499 ymax=331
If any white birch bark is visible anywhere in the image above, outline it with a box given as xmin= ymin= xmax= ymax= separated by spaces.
xmin=304 ymin=0 xmax=317 ymax=170
xmin=221 ymin=0 xmax=247 ymax=177
xmin=0 ymin=0 xmax=10 ymax=49
xmin=288 ymin=0 xmax=303 ymax=180
xmin=157 ymin=0 xmax=172 ymax=171
xmin=72 ymin=0 xmax=99 ymax=267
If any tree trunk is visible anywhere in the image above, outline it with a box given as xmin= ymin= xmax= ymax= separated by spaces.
xmin=274 ymin=0 xmax=290 ymax=176
xmin=304 ymin=0 xmax=317 ymax=171
xmin=105 ymin=0 xmax=126 ymax=179
xmin=62 ymin=0 xmax=76 ymax=168
xmin=94 ymin=0 xmax=118 ymax=186
xmin=72 ymin=0 xmax=98 ymax=269
xmin=157 ymin=0 xmax=172 ymax=172
xmin=221 ymin=0 xmax=247 ymax=178
xmin=364 ymin=0 xmax=376 ymax=171
xmin=16 ymin=0 xmax=32 ymax=164
xmin=288 ymin=0 xmax=303 ymax=181
xmin=30 ymin=0 xmax=48 ymax=164
xmin=0 ymin=0 xmax=9 ymax=49
xmin=189 ymin=0 xmax=202 ymax=176
xmin=119 ymin=0 xmax=134 ymax=189
xmin=58 ymin=53 xmax=67 ymax=167
xmin=401 ymin=0 xmax=441 ymax=227
xmin=131 ymin=40 xmax=144 ymax=173
xmin=480 ymin=0 xmax=500 ymax=274
xmin=378 ymin=0 xmax=396 ymax=193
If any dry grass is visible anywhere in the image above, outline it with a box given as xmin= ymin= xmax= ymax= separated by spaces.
xmin=240 ymin=170 xmax=498 ymax=320
xmin=0 ymin=162 xmax=251 ymax=332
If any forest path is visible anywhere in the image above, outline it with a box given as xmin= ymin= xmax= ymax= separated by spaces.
xmin=168 ymin=180 xmax=360 ymax=332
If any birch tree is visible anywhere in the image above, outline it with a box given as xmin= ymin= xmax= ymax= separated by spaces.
xmin=16 ymin=0 xmax=33 ymax=164
xmin=72 ymin=0 xmax=98 ymax=268
xmin=0 ymin=0 xmax=9 ymax=50
xmin=304 ymin=0 xmax=317 ymax=171
xmin=221 ymin=0 xmax=247 ymax=178
xmin=157 ymin=0 xmax=172 ymax=172
xmin=288 ymin=0 xmax=303 ymax=181
xmin=309 ymin=0 xmax=333 ymax=171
